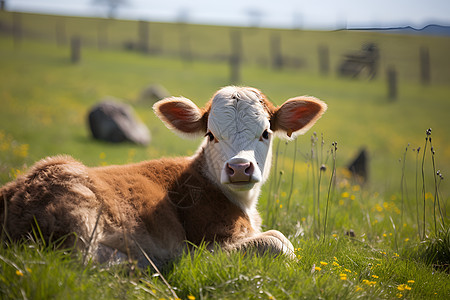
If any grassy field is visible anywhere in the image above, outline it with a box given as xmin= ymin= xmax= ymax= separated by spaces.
xmin=0 ymin=12 xmax=449 ymax=299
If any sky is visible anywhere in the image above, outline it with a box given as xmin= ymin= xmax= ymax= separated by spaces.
xmin=6 ymin=0 xmax=450 ymax=30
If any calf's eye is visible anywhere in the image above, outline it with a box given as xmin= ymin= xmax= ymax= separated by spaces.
xmin=261 ymin=129 xmax=270 ymax=140
xmin=205 ymin=131 xmax=216 ymax=142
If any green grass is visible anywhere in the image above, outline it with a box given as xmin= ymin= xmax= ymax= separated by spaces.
xmin=1 ymin=12 xmax=449 ymax=299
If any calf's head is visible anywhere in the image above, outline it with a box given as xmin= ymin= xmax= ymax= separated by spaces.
xmin=154 ymin=86 xmax=326 ymax=201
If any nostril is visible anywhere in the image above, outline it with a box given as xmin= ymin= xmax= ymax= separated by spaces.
xmin=244 ymin=163 xmax=254 ymax=176
xmin=226 ymin=163 xmax=235 ymax=176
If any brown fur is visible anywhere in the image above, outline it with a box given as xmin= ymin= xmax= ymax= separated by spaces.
xmin=0 ymin=151 xmax=289 ymax=267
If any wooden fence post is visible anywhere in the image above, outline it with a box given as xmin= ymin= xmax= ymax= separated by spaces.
xmin=229 ymin=30 xmax=242 ymax=84
xmin=318 ymin=45 xmax=329 ymax=75
xmin=12 ymin=12 xmax=22 ymax=49
xmin=387 ymin=66 xmax=397 ymax=101
xmin=70 ymin=36 xmax=81 ymax=64
xmin=138 ymin=20 xmax=149 ymax=53
xmin=420 ymin=47 xmax=430 ymax=85
xmin=270 ymin=33 xmax=283 ymax=70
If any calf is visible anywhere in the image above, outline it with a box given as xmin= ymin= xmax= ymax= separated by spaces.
xmin=0 ymin=86 xmax=326 ymax=268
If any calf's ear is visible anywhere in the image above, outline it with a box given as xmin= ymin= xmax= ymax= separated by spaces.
xmin=271 ymin=96 xmax=327 ymax=139
xmin=153 ymin=97 xmax=208 ymax=138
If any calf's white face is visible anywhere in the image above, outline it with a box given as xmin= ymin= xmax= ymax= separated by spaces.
xmin=204 ymin=87 xmax=272 ymax=192
xmin=153 ymin=86 xmax=326 ymax=208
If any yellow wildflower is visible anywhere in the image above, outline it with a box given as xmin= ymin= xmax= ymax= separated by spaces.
xmin=339 ymin=273 xmax=347 ymax=280
xmin=16 ymin=270 xmax=24 ymax=276
xmin=333 ymin=256 xmax=338 ymax=261
xmin=187 ymin=295 xmax=196 ymax=300
xmin=315 ymin=267 xmax=322 ymax=272
xmin=372 ymin=275 xmax=379 ymax=279
xmin=375 ymin=204 xmax=383 ymax=212
xmin=332 ymin=261 xmax=340 ymax=267
xmin=397 ymin=284 xmax=412 ymax=291
xmin=344 ymin=268 xmax=351 ymax=273
xmin=320 ymin=261 xmax=328 ymax=266
xmin=362 ymin=280 xmax=376 ymax=286
xmin=11 ymin=168 xmax=22 ymax=179
xmin=407 ymin=280 xmax=415 ymax=284
xmin=341 ymin=192 xmax=349 ymax=198
xmin=396 ymin=293 xmax=403 ymax=298
xmin=404 ymin=238 xmax=410 ymax=242
xmin=355 ymin=286 xmax=363 ymax=292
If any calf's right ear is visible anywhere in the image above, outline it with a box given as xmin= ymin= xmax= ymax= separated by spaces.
xmin=153 ymin=97 xmax=208 ymax=138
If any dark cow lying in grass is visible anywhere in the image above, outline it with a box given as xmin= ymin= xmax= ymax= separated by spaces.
xmin=0 ymin=86 xmax=326 ymax=268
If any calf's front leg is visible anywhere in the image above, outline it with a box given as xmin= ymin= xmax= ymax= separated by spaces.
xmin=230 ymin=230 xmax=296 ymax=260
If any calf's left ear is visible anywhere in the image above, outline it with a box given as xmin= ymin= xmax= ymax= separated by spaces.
xmin=153 ymin=97 xmax=207 ymax=138
xmin=271 ymin=96 xmax=327 ymax=138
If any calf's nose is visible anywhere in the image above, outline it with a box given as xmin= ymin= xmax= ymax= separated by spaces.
xmin=226 ymin=162 xmax=254 ymax=183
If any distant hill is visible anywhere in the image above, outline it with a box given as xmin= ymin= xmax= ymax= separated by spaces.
xmin=350 ymin=24 xmax=450 ymax=37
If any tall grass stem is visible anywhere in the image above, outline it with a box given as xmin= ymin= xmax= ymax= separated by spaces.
xmin=421 ymin=130 xmax=430 ymax=239
xmin=429 ymin=139 xmax=445 ymax=233
xmin=400 ymin=145 xmax=408 ymax=231
xmin=266 ymin=139 xmax=281 ymax=226
xmin=286 ymin=139 xmax=297 ymax=210
xmin=133 ymin=237 xmax=179 ymax=300
xmin=323 ymin=142 xmax=337 ymax=240
xmin=82 ymin=206 xmax=103 ymax=265
xmin=415 ymin=148 xmax=421 ymax=239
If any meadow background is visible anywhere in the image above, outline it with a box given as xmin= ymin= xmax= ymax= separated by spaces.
xmin=0 ymin=11 xmax=449 ymax=299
